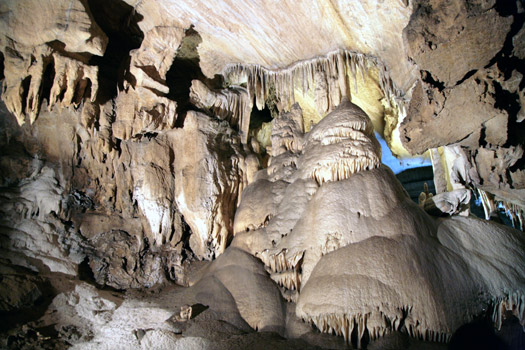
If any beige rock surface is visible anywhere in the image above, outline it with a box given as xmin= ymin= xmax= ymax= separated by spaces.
xmin=125 ymin=0 xmax=416 ymax=92
xmin=169 ymin=111 xmax=247 ymax=259
xmin=0 ymin=0 xmax=524 ymax=349
xmin=0 ymin=0 xmax=107 ymax=124
xmin=404 ymin=1 xmax=511 ymax=87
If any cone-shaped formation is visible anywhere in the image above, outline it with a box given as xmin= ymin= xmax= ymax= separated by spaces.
xmin=234 ymin=101 xmax=388 ymax=304
xmin=224 ymin=48 xmax=405 ymax=114
xmin=233 ymin=98 xmax=525 ymax=347
xmin=298 ymin=100 xmax=382 ymax=185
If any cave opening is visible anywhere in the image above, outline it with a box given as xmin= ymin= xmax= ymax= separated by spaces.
xmin=249 ymin=103 xmax=273 ymax=130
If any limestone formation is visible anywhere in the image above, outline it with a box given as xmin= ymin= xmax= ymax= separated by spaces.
xmin=0 ymin=1 xmax=524 ymax=349
xmin=233 ymin=100 xmax=525 ymax=348
xmin=0 ymin=0 xmax=107 ymax=124
xmin=400 ymin=0 xmax=525 ymax=222
xmin=189 ymin=79 xmax=252 ymax=143
xmin=169 ymin=111 xmax=248 ymax=260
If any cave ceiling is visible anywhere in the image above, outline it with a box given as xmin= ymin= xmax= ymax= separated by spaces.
xmin=128 ymin=0 xmax=416 ymax=89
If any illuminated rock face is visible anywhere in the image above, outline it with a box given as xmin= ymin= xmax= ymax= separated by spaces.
xmin=0 ymin=0 xmax=524 ymax=349
xmin=234 ymin=100 xmax=525 ymax=348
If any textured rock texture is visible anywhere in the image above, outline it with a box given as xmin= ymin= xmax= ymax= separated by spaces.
xmin=0 ymin=0 xmax=524 ymax=349
xmin=234 ymin=101 xmax=525 ymax=348
xmin=401 ymin=0 xmax=525 ymax=216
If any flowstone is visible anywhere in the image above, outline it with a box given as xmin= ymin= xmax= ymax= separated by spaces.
xmin=232 ymin=99 xmax=525 ymax=348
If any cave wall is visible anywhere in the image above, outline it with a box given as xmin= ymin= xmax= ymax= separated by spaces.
xmin=0 ymin=0 xmax=524 ymax=349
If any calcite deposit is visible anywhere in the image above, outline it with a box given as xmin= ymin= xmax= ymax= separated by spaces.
xmin=0 ymin=0 xmax=524 ymax=349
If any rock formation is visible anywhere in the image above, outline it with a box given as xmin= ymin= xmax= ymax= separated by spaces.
xmin=0 ymin=0 xmax=524 ymax=349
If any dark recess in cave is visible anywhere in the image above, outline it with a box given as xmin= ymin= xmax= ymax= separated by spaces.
xmin=166 ymin=26 xmax=203 ymax=127
xmin=396 ymin=166 xmax=436 ymax=203
xmin=0 ymin=264 xmax=58 ymax=334
xmin=179 ymin=215 xmax=193 ymax=262
xmin=421 ymin=70 xmax=445 ymax=91
xmin=165 ymin=26 xmax=224 ymax=128
xmin=449 ymin=318 xmax=514 ymax=350
xmin=0 ymin=51 xmax=4 ymax=81
xmin=249 ymin=103 xmax=273 ymax=130
xmin=19 ymin=76 xmax=31 ymax=120
xmin=87 ymin=0 xmax=144 ymax=104
xmin=40 ymin=59 xmax=55 ymax=107
xmin=484 ymin=1 xmax=525 ymax=174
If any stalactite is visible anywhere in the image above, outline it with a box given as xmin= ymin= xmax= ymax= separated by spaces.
xmin=492 ymin=292 xmax=525 ymax=330
xmin=501 ymin=201 xmax=524 ymax=231
xmin=305 ymin=310 xmax=461 ymax=349
xmin=2 ymin=51 xmax=99 ymax=125
xmin=224 ymin=48 xmax=406 ymax=116
xmin=257 ymin=249 xmax=305 ymax=299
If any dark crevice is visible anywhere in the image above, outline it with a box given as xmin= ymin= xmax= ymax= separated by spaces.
xmin=493 ymin=81 xmax=521 ymax=118
xmin=78 ymin=256 xmax=96 ymax=283
xmin=479 ymin=125 xmax=488 ymax=147
xmin=249 ymin=103 xmax=273 ymax=130
xmin=0 ymin=51 xmax=4 ymax=81
xmin=166 ymin=26 xmax=223 ymax=128
xmin=509 ymin=153 xmax=525 ymax=174
xmin=178 ymin=215 xmax=194 ymax=262
xmin=455 ymin=69 xmax=477 ymax=86
xmin=421 ymin=70 xmax=445 ymax=91
xmin=133 ymin=131 xmax=158 ymax=141
xmin=491 ymin=81 xmax=524 ymax=154
xmin=20 ymin=76 xmax=31 ymax=118
xmin=487 ymin=4 xmax=525 ymax=79
xmin=40 ymin=59 xmax=55 ymax=106
xmin=494 ymin=1 xmax=518 ymax=17
xmin=87 ymin=0 xmax=144 ymax=104
xmin=73 ymin=79 xmax=92 ymax=106
xmin=166 ymin=26 xmax=204 ymax=128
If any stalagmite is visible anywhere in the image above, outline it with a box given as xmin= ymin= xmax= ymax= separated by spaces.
xmin=234 ymin=101 xmax=385 ymax=303
xmin=233 ymin=99 xmax=525 ymax=348
xmin=170 ymin=111 xmax=246 ymax=259
xmin=298 ymin=99 xmax=381 ymax=185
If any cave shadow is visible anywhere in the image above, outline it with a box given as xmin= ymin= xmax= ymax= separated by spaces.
xmin=87 ymin=0 xmax=144 ymax=105
xmin=165 ymin=26 xmax=224 ymax=128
